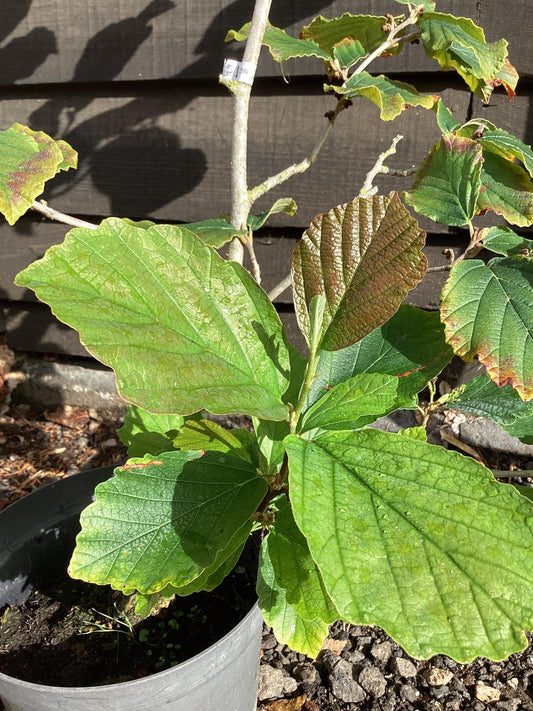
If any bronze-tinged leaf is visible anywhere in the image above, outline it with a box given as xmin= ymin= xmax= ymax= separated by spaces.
xmin=291 ymin=192 xmax=427 ymax=351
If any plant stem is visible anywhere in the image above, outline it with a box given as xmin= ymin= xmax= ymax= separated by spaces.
xmin=226 ymin=0 xmax=273 ymax=264
xmin=248 ymin=99 xmax=344 ymax=207
xmin=289 ymin=343 xmax=320 ymax=433
xmin=31 ymin=200 xmax=97 ymax=230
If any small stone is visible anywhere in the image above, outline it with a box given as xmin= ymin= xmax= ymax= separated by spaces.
xmin=261 ymin=633 xmax=277 ymax=650
xmin=400 ymin=684 xmax=420 ymax=703
xmin=370 ymin=641 xmax=392 ymax=664
xmin=322 ymin=652 xmax=366 ymax=704
xmin=431 ymin=685 xmax=450 ymax=700
xmin=257 ymin=665 xmax=286 ymax=701
xmin=507 ymin=678 xmax=519 ymax=690
xmin=495 ymin=700 xmax=522 ymax=711
xmin=282 ymin=676 xmax=298 ymax=695
xmin=424 ymin=667 xmax=454 ymax=686
xmin=476 ymin=682 xmax=501 ymax=703
xmin=292 ymin=662 xmax=317 ymax=685
xmin=358 ymin=665 xmax=387 ymax=698
xmin=392 ymin=656 xmax=417 ymax=678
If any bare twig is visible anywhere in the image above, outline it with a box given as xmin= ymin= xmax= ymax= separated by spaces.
xmin=248 ymin=100 xmax=345 ymax=208
xmin=359 ymin=134 xmax=403 ymax=198
xmin=224 ymin=0 xmax=273 ymax=264
xmin=267 ymin=274 xmax=292 ymax=301
xmin=427 ymin=264 xmax=452 ymax=273
xmin=31 ymin=200 xmax=97 ymax=230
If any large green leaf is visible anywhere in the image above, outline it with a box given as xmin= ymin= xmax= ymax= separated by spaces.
xmin=417 ymin=13 xmax=509 ymax=102
xmin=299 ymin=373 xmax=401 ymax=434
xmin=292 ymin=192 xmax=427 ymax=351
xmin=476 ymin=152 xmax=533 ymax=227
xmin=478 ymin=129 xmax=533 ymax=180
xmin=69 ymin=450 xmax=267 ymax=594
xmin=226 ymin=22 xmax=329 ymax=63
xmin=330 ymin=73 xmax=437 ymax=121
xmin=480 ymin=227 xmax=533 ymax=257
xmin=286 ymin=429 xmax=533 ymax=662
xmin=447 ymin=374 xmax=533 ymax=444
xmin=171 ymin=418 xmax=258 ymax=465
xmin=404 ymin=134 xmax=483 ymax=226
xmin=441 ymin=257 xmax=533 ymax=401
xmin=16 ymin=218 xmax=290 ymax=420
xmin=118 ymin=404 xmax=184 ymax=457
xmin=0 ymin=123 xmax=77 ymax=225
xmin=257 ymin=497 xmax=337 ymax=657
xmin=306 ymin=305 xmax=453 ymax=409
xmin=300 ymin=14 xmax=400 ymax=58
xmin=433 ymin=98 xmax=462 ymax=134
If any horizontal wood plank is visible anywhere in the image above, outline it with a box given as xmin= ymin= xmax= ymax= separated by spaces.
xmin=0 ymin=86 xmax=470 ymax=228
xmin=0 ymin=0 xmax=489 ymax=85
xmin=479 ymin=0 xmax=533 ymax=77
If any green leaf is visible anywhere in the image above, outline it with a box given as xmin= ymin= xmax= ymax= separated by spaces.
xmin=286 ymin=429 xmax=533 ymax=661
xmin=253 ymin=344 xmax=308 ymax=472
xmin=0 ymin=123 xmax=77 ymax=225
xmin=330 ymin=72 xmax=437 ymax=121
xmin=417 ymin=12 xmax=509 ymax=102
xmin=16 ymin=218 xmax=290 ymax=420
xmin=301 ymin=14 xmax=399 ymax=58
xmin=248 ymin=198 xmax=297 ymax=231
xmin=118 ymin=405 xmax=183 ymax=457
xmin=433 ymin=98 xmax=461 ymax=134
xmin=170 ymin=418 xmax=256 ymax=464
xmin=184 ymin=219 xmax=247 ymax=248
xmin=69 ymin=450 xmax=267 ymax=594
xmin=398 ymin=426 xmax=427 ymax=441
xmin=394 ymin=0 xmax=435 ymax=10
xmin=299 ymin=373 xmax=401 ymax=434
xmin=477 ymin=129 xmax=533 ymax=180
xmin=257 ymin=497 xmax=337 ymax=657
xmin=404 ymin=134 xmax=483 ymax=226
xmin=226 ymin=22 xmax=329 ymax=63
xmin=441 ymin=257 xmax=533 ymax=401
xmin=480 ymin=226 xmax=533 ymax=257
xmin=307 ymin=305 xmax=453 ymax=409
xmin=332 ymin=38 xmax=367 ymax=70
xmin=292 ymin=192 xmax=427 ymax=351
xmin=447 ymin=374 xmax=533 ymax=444
xmin=476 ymin=151 xmax=533 ymax=227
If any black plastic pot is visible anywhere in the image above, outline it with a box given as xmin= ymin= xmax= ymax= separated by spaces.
xmin=0 ymin=467 xmax=262 ymax=711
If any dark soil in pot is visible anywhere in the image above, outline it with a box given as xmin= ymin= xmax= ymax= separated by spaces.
xmin=0 ymin=539 xmax=258 ymax=687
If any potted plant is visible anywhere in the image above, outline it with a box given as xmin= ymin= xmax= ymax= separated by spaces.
xmin=1 ymin=0 xmax=533 ymax=708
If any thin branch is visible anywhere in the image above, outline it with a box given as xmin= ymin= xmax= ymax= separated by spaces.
xmin=385 ymin=166 xmax=417 ymax=177
xmin=268 ymin=274 xmax=292 ymax=301
xmin=426 ymin=264 xmax=452 ymax=273
xmin=31 ymin=200 xmax=97 ymax=230
xmin=225 ymin=0 xmax=273 ymax=263
xmin=248 ymin=100 xmax=343 ymax=207
xmin=359 ymin=134 xmax=403 ymax=198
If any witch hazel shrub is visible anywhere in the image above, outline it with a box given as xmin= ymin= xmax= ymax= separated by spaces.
xmin=2 ymin=0 xmax=532 ymax=662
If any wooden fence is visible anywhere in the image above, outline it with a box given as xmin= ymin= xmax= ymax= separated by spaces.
xmin=1 ymin=0 xmax=531 ymax=355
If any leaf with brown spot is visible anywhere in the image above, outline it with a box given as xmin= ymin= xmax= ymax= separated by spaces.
xmin=0 ymin=123 xmax=77 ymax=224
xmin=291 ymin=192 xmax=427 ymax=351
xmin=441 ymin=257 xmax=533 ymax=401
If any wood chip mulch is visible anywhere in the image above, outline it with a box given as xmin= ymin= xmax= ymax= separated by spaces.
xmin=0 ymin=403 xmax=127 ymax=512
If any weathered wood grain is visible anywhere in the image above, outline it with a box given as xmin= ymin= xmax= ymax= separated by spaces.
xmin=0 ymin=86 xmax=470 ymax=228
xmin=1 ymin=0 xmax=488 ymax=85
